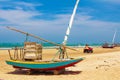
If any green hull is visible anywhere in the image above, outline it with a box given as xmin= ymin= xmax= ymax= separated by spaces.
xmin=6 ymin=58 xmax=84 ymax=70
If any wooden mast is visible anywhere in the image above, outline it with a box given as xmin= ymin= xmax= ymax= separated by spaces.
xmin=63 ymin=0 xmax=80 ymax=45
xmin=59 ymin=0 xmax=80 ymax=59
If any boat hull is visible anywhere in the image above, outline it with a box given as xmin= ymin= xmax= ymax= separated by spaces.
xmin=6 ymin=58 xmax=84 ymax=70
xmin=102 ymin=46 xmax=114 ymax=48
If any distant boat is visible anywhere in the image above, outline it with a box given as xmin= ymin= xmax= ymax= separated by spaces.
xmin=113 ymin=43 xmax=120 ymax=47
xmin=102 ymin=43 xmax=114 ymax=48
xmin=102 ymin=30 xmax=117 ymax=48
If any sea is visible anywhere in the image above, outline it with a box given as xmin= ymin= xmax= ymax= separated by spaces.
xmin=0 ymin=42 xmax=102 ymax=50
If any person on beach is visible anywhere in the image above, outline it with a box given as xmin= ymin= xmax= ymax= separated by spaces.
xmin=83 ymin=44 xmax=93 ymax=53
xmin=84 ymin=44 xmax=89 ymax=49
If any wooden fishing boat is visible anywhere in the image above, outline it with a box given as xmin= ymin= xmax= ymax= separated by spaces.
xmin=5 ymin=40 xmax=84 ymax=74
xmin=6 ymin=58 xmax=84 ymax=70
xmin=102 ymin=30 xmax=117 ymax=48
xmin=5 ymin=0 xmax=84 ymax=74
xmin=102 ymin=43 xmax=114 ymax=48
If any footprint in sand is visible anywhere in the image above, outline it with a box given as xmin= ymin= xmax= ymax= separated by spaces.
xmin=96 ymin=64 xmax=110 ymax=71
xmin=104 ymin=60 xmax=109 ymax=63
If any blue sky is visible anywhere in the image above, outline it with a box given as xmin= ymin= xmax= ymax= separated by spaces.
xmin=0 ymin=0 xmax=120 ymax=44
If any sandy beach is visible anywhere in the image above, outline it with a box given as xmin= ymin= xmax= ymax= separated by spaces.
xmin=0 ymin=47 xmax=120 ymax=80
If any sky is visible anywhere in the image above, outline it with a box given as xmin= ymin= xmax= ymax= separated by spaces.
xmin=0 ymin=0 xmax=120 ymax=44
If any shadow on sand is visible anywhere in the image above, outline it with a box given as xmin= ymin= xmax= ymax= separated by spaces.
xmin=7 ymin=69 xmax=82 ymax=75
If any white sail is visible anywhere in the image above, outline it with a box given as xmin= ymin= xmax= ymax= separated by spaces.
xmin=62 ymin=0 xmax=80 ymax=45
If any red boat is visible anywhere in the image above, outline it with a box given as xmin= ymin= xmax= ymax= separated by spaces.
xmin=102 ymin=43 xmax=114 ymax=48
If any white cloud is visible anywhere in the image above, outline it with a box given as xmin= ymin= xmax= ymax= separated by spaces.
xmin=14 ymin=1 xmax=42 ymax=10
xmin=0 ymin=9 xmax=41 ymax=24
xmin=15 ymin=1 xmax=42 ymax=7
xmin=0 ymin=8 xmax=120 ymax=32
xmin=0 ymin=3 xmax=120 ymax=43
xmin=0 ymin=9 xmax=69 ymax=38
xmin=0 ymin=1 xmax=43 ymax=27
xmin=0 ymin=1 xmax=42 ymax=10
xmin=74 ymin=14 xmax=120 ymax=30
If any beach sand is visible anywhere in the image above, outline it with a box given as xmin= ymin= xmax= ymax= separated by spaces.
xmin=0 ymin=47 xmax=120 ymax=80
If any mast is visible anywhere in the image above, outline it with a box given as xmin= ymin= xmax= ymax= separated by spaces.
xmin=112 ymin=30 xmax=117 ymax=44
xmin=57 ymin=0 xmax=80 ymax=59
xmin=62 ymin=0 xmax=80 ymax=45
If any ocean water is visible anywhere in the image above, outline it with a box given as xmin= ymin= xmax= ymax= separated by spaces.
xmin=0 ymin=42 xmax=102 ymax=49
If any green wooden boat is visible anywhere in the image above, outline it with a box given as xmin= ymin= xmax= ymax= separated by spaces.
xmin=5 ymin=0 xmax=84 ymax=74
xmin=6 ymin=58 xmax=84 ymax=70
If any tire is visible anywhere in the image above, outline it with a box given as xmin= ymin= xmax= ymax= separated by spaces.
xmin=84 ymin=49 xmax=87 ymax=53
xmin=89 ymin=50 xmax=93 ymax=53
xmin=87 ymin=50 xmax=90 ymax=53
